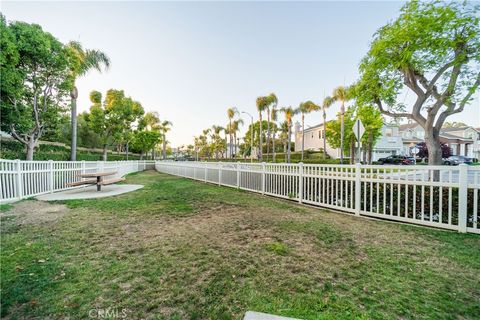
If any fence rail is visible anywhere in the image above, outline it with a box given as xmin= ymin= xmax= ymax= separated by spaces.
xmin=0 ymin=160 xmax=155 ymax=203
xmin=156 ymin=161 xmax=480 ymax=234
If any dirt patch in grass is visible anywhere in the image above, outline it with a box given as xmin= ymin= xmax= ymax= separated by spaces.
xmin=0 ymin=200 xmax=68 ymax=227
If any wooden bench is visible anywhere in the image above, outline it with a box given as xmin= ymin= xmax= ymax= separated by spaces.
xmin=66 ymin=179 xmax=97 ymax=187
xmin=98 ymin=177 xmax=125 ymax=186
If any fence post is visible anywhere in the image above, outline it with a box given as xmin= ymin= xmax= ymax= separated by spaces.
xmin=261 ymin=162 xmax=266 ymax=195
xmin=298 ymin=162 xmax=303 ymax=203
xmin=355 ymin=162 xmax=361 ymax=216
xmin=48 ymin=160 xmax=54 ymax=193
xmin=458 ymin=164 xmax=468 ymax=233
xmin=237 ymin=161 xmax=241 ymax=189
xmin=81 ymin=160 xmax=86 ymax=175
xmin=15 ymin=159 xmax=23 ymax=200
xmin=218 ymin=162 xmax=222 ymax=185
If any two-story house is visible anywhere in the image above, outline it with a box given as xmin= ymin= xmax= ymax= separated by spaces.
xmin=398 ymin=123 xmax=480 ymax=159
xmin=294 ymin=122 xmax=340 ymax=158
xmin=294 ymin=122 xmax=403 ymax=161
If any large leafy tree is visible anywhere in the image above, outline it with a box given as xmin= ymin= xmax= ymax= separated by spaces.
xmin=87 ymin=89 xmax=144 ymax=160
xmin=0 ymin=16 xmax=73 ymax=160
xmin=131 ymin=130 xmax=160 ymax=159
xmin=356 ymin=0 xmax=480 ymax=165
xmin=67 ymin=41 xmax=110 ymax=161
xmin=326 ymin=104 xmax=383 ymax=164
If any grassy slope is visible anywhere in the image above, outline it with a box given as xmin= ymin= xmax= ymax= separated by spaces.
xmin=1 ymin=171 xmax=479 ymax=319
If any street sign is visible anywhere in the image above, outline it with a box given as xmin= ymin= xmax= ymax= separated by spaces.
xmin=353 ymin=118 xmax=365 ymax=142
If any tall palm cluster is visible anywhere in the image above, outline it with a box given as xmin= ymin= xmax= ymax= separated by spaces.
xmin=190 ymin=87 xmax=353 ymax=163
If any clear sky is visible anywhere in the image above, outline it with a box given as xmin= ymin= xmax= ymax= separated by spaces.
xmin=2 ymin=1 xmax=479 ymax=147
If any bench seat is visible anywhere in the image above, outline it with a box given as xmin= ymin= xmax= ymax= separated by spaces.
xmin=66 ymin=179 xmax=97 ymax=187
xmin=98 ymin=177 xmax=125 ymax=186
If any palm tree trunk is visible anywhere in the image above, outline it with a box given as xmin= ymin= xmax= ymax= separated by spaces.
xmin=70 ymin=87 xmax=78 ymax=161
xmin=287 ymin=124 xmax=292 ymax=163
xmin=266 ymin=107 xmax=270 ymax=161
xmin=323 ymin=112 xmax=327 ymax=159
xmin=258 ymin=114 xmax=263 ymax=160
xmin=301 ymin=114 xmax=305 ymax=161
xmin=340 ymin=103 xmax=345 ymax=164
xmin=272 ymin=131 xmax=276 ymax=162
xmin=234 ymin=133 xmax=237 ymax=157
xmin=163 ymin=139 xmax=167 ymax=160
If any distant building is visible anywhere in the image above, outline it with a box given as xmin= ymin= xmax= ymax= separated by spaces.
xmin=398 ymin=123 xmax=480 ymax=159
xmin=294 ymin=122 xmax=340 ymax=158
xmin=370 ymin=125 xmax=404 ymax=161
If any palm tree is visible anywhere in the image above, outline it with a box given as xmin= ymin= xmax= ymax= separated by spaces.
xmin=321 ymin=96 xmax=334 ymax=159
xmin=232 ymin=119 xmax=244 ymax=157
xmin=67 ymin=41 xmax=110 ymax=161
xmin=298 ymin=101 xmax=320 ymax=161
xmin=227 ymin=107 xmax=238 ymax=158
xmin=256 ymin=97 xmax=268 ymax=160
xmin=271 ymin=107 xmax=278 ymax=162
xmin=331 ymin=86 xmax=351 ymax=163
xmin=280 ymin=106 xmax=298 ymax=163
xmin=160 ymin=120 xmax=172 ymax=160
xmin=265 ymin=93 xmax=278 ymax=161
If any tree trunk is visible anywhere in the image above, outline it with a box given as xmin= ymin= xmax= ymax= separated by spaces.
xmin=102 ymin=144 xmax=108 ymax=161
xmin=70 ymin=87 xmax=78 ymax=161
xmin=234 ymin=133 xmax=237 ymax=158
xmin=140 ymin=151 xmax=144 ymax=160
xmin=258 ymin=114 xmax=263 ymax=160
xmin=272 ymin=131 xmax=276 ymax=162
xmin=340 ymin=103 xmax=345 ymax=164
xmin=125 ymin=142 xmax=129 ymax=160
xmin=425 ymin=129 xmax=443 ymax=181
xmin=163 ymin=139 xmax=167 ymax=160
xmin=367 ymin=132 xmax=373 ymax=164
xmin=266 ymin=108 xmax=270 ymax=161
xmin=350 ymin=138 xmax=355 ymax=165
xmin=287 ymin=124 xmax=292 ymax=163
xmin=323 ymin=113 xmax=327 ymax=159
xmin=301 ymin=115 xmax=305 ymax=161
xmin=26 ymin=139 xmax=35 ymax=161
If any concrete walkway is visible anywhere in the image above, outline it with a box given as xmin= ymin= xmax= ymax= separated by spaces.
xmin=36 ymin=184 xmax=144 ymax=201
xmin=244 ymin=311 xmax=300 ymax=320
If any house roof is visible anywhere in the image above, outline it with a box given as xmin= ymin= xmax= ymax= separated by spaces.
xmin=439 ymin=132 xmax=474 ymax=142
xmin=398 ymin=123 xmax=420 ymax=131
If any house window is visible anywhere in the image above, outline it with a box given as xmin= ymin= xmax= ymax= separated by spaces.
xmin=385 ymin=128 xmax=393 ymax=137
xmin=318 ymin=130 xmax=324 ymax=139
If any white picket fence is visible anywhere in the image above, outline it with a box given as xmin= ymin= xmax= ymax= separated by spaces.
xmin=0 ymin=159 xmax=155 ymax=203
xmin=156 ymin=161 xmax=480 ymax=234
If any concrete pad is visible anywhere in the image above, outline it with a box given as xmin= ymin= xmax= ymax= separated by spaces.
xmin=36 ymin=184 xmax=144 ymax=201
xmin=244 ymin=311 xmax=301 ymax=320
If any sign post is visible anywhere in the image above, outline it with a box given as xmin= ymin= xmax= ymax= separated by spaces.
xmin=353 ymin=118 xmax=365 ymax=163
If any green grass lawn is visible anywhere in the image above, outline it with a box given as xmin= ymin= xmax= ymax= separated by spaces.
xmin=1 ymin=171 xmax=479 ymax=319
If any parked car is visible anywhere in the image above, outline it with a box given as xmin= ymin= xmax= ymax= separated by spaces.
xmin=443 ymin=155 xmax=473 ymax=165
xmin=377 ymin=155 xmax=413 ymax=165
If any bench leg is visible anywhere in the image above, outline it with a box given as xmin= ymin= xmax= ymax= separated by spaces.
xmin=97 ymin=176 xmax=101 ymax=191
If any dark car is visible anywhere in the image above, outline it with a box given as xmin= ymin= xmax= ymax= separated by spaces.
xmin=443 ymin=155 xmax=473 ymax=165
xmin=377 ymin=155 xmax=413 ymax=165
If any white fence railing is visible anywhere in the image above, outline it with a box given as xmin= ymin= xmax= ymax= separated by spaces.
xmin=0 ymin=160 xmax=155 ymax=203
xmin=155 ymin=161 xmax=480 ymax=234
